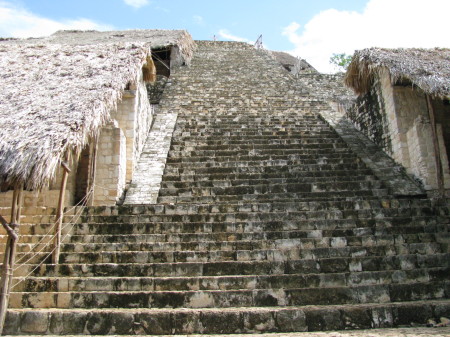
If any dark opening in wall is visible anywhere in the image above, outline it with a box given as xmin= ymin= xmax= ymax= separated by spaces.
xmin=74 ymin=145 xmax=91 ymax=205
xmin=147 ymin=47 xmax=171 ymax=104
xmin=152 ymin=47 xmax=171 ymax=77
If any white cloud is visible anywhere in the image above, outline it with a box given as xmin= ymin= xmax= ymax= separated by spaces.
xmin=0 ymin=1 xmax=112 ymax=38
xmin=193 ymin=15 xmax=204 ymax=25
xmin=123 ymin=0 xmax=149 ymax=9
xmin=283 ymin=0 xmax=450 ymax=73
xmin=218 ymin=29 xmax=252 ymax=43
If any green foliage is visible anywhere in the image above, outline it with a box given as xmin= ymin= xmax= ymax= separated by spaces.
xmin=329 ymin=53 xmax=352 ymax=72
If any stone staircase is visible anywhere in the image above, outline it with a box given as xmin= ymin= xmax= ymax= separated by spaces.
xmin=2 ymin=41 xmax=450 ymax=335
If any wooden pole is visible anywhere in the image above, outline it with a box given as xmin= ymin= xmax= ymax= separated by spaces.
xmin=87 ymin=136 xmax=99 ymax=206
xmin=52 ymin=153 xmax=71 ymax=264
xmin=426 ymin=95 xmax=445 ymax=197
xmin=0 ymin=184 xmax=22 ymax=334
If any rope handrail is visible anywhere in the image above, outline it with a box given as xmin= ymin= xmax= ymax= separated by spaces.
xmin=10 ymin=187 xmax=93 ymax=271
xmin=11 ymin=187 xmax=95 ymax=289
xmin=12 ymin=186 xmax=94 ymax=266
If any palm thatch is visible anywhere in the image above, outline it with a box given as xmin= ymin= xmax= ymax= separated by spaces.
xmin=269 ymin=51 xmax=317 ymax=74
xmin=345 ymin=48 xmax=450 ymax=98
xmin=0 ymin=29 xmax=196 ymax=191
xmin=5 ymin=29 xmax=196 ymax=66
xmin=269 ymin=51 xmax=298 ymax=68
xmin=0 ymin=42 xmax=152 ymax=190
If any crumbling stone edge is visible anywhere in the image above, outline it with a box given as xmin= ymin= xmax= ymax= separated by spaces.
xmin=318 ymin=105 xmax=425 ymax=197
xmin=4 ymin=301 xmax=450 ymax=335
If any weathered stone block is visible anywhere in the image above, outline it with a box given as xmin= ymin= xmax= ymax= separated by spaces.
xmin=172 ymin=310 xmax=201 ymax=334
xmin=49 ymin=310 xmax=88 ymax=335
xmin=85 ymin=312 xmax=113 ymax=335
xmin=3 ymin=311 xmax=20 ymax=335
xmin=394 ymin=303 xmax=433 ymax=325
xmin=199 ymin=310 xmax=243 ymax=334
xmin=134 ymin=311 xmax=172 ymax=335
xmin=243 ymin=310 xmax=276 ymax=332
xmin=275 ymin=309 xmax=307 ymax=332
xmin=305 ymin=308 xmax=342 ymax=331
xmin=341 ymin=306 xmax=372 ymax=329
xmin=371 ymin=306 xmax=394 ymax=328
xmin=20 ymin=311 xmax=49 ymax=334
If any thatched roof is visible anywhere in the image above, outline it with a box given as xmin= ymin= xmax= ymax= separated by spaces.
xmin=270 ymin=51 xmax=298 ymax=68
xmin=0 ymin=42 xmax=152 ymax=190
xmin=345 ymin=47 xmax=450 ymax=98
xmin=269 ymin=51 xmax=317 ymax=74
xmin=2 ymin=29 xmax=195 ymax=65
xmin=0 ymin=29 xmax=195 ymax=190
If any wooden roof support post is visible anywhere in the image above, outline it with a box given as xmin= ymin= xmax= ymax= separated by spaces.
xmin=87 ymin=135 xmax=99 ymax=206
xmin=52 ymin=153 xmax=71 ymax=264
xmin=426 ymin=95 xmax=445 ymax=198
xmin=0 ymin=184 xmax=22 ymax=334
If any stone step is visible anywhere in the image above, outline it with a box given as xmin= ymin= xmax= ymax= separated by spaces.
xmin=173 ymin=122 xmax=332 ymax=128
xmin=5 ymin=241 xmax=446 ymax=266
xmin=163 ymin=157 xmax=366 ymax=168
xmin=5 ymin=196 xmax=440 ymax=218
xmin=9 ymin=209 xmax=446 ymax=235
xmin=63 ymin=226 xmax=449 ymax=242
xmin=13 ymin=253 xmax=450 ymax=278
xmin=57 ymin=238 xmax=447 ymax=254
xmin=167 ymin=148 xmax=358 ymax=158
xmin=6 ymin=211 xmax=442 ymax=238
xmin=167 ymin=149 xmax=355 ymax=159
xmin=176 ymin=111 xmax=320 ymax=119
xmin=161 ymin=174 xmax=380 ymax=185
xmin=176 ymin=120 xmax=328 ymax=126
xmin=161 ymin=174 xmax=379 ymax=185
xmin=163 ymin=163 xmax=372 ymax=175
xmin=12 ymin=268 xmax=449 ymax=293
xmin=174 ymin=119 xmax=330 ymax=126
xmin=5 ymin=300 xmax=450 ymax=334
xmin=157 ymin=190 xmax=390 ymax=203
xmin=9 ymin=218 xmax=445 ymax=240
xmin=172 ymin=135 xmax=345 ymax=144
xmin=115 ymin=199 xmax=435 ymax=216
xmin=167 ymin=148 xmax=353 ymax=158
xmin=161 ymin=169 xmax=378 ymax=182
xmin=175 ymin=113 xmax=321 ymax=121
xmin=169 ymin=140 xmax=352 ymax=149
xmin=172 ymin=130 xmax=338 ymax=138
xmin=165 ymin=155 xmax=363 ymax=165
xmin=4 ymin=328 xmax=450 ymax=337
xmin=10 ymin=280 xmax=450 ymax=309
xmin=52 ymin=242 xmax=446 ymax=264
xmin=3 ymin=224 xmax=448 ymax=248
xmin=75 ymin=210 xmax=443 ymax=227
xmin=158 ymin=180 xmax=384 ymax=194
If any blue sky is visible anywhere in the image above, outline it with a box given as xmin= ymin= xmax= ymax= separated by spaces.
xmin=0 ymin=0 xmax=448 ymax=72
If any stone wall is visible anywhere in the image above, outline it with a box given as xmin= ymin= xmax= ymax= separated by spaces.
xmin=92 ymin=123 xmax=127 ymax=205
xmin=111 ymin=73 xmax=154 ymax=184
xmin=147 ymin=75 xmax=168 ymax=104
xmin=346 ymin=77 xmax=391 ymax=154
xmin=0 ymin=189 xmax=72 ymax=209
xmin=346 ymin=70 xmax=450 ymax=191
xmin=297 ymin=73 xmax=356 ymax=107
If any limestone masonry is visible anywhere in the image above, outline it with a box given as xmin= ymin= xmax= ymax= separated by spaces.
xmin=0 ymin=36 xmax=449 ymax=336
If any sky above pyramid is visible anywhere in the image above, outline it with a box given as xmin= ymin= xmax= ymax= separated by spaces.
xmin=0 ymin=0 xmax=448 ymax=73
